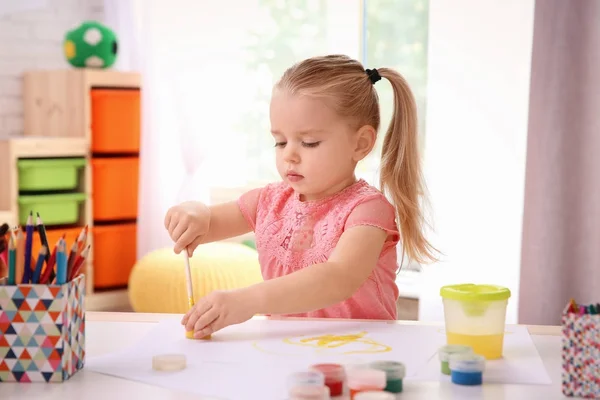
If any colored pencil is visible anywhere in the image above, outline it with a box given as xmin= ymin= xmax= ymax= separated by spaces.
xmin=75 ymin=225 xmax=88 ymax=257
xmin=7 ymin=235 xmax=15 ymax=285
xmin=69 ymin=244 xmax=90 ymax=281
xmin=36 ymin=213 xmax=50 ymax=262
xmin=0 ymin=254 xmax=6 ymax=280
xmin=22 ymin=212 xmax=34 ymax=284
xmin=55 ymin=239 xmax=68 ymax=285
xmin=14 ymin=229 xmax=24 ymax=285
xmin=40 ymin=234 xmax=65 ymax=284
xmin=31 ymin=246 xmax=47 ymax=284
xmin=66 ymin=240 xmax=78 ymax=281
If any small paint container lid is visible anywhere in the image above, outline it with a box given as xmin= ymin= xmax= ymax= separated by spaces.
xmin=346 ymin=367 xmax=386 ymax=390
xmin=449 ymin=353 xmax=486 ymax=373
xmin=289 ymin=384 xmax=330 ymax=400
xmin=287 ymin=370 xmax=325 ymax=388
xmin=310 ymin=363 xmax=346 ymax=381
xmin=354 ymin=391 xmax=396 ymax=400
xmin=369 ymin=360 xmax=406 ymax=380
xmin=438 ymin=345 xmax=473 ymax=362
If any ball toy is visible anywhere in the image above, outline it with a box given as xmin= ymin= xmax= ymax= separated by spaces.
xmin=63 ymin=21 xmax=118 ymax=68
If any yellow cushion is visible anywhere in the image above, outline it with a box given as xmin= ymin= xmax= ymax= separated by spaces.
xmin=128 ymin=242 xmax=263 ymax=313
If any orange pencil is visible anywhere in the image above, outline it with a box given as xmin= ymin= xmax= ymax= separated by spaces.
xmin=569 ymin=298 xmax=578 ymax=313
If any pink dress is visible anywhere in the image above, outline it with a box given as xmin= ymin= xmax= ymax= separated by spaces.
xmin=237 ymin=179 xmax=400 ymax=320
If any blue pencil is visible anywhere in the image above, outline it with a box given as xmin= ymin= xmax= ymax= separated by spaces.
xmin=55 ymin=239 xmax=68 ymax=285
xmin=31 ymin=246 xmax=47 ymax=284
xmin=22 ymin=212 xmax=34 ymax=284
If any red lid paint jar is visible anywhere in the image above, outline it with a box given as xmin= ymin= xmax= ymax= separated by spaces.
xmin=310 ymin=363 xmax=346 ymax=397
xmin=287 ymin=371 xmax=329 ymax=400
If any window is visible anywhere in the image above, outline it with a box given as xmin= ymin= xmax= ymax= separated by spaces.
xmin=196 ymin=0 xmax=428 ymax=191
xmin=358 ymin=0 xmax=429 ymax=188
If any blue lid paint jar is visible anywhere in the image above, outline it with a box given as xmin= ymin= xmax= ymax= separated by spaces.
xmin=438 ymin=345 xmax=473 ymax=375
xmin=449 ymin=353 xmax=485 ymax=386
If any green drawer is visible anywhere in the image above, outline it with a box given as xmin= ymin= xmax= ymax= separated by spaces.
xmin=18 ymin=157 xmax=86 ymax=191
xmin=18 ymin=193 xmax=87 ymax=225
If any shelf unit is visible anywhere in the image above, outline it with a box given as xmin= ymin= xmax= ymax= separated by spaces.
xmin=0 ymin=137 xmax=92 ymax=290
xmin=15 ymin=68 xmax=142 ymax=311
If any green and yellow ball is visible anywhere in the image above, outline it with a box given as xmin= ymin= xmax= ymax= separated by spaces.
xmin=64 ymin=21 xmax=118 ymax=69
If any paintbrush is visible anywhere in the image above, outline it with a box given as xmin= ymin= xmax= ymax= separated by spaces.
xmin=183 ymin=250 xmax=210 ymax=340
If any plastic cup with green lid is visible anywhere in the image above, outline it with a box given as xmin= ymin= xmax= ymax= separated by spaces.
xmin=440 ymin=284 xmax=511 ymax=360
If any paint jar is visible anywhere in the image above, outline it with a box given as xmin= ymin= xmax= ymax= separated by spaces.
xmin=310 ymin=363 xmax=346 ymax=397
xmin=449 ymin=352 xmax=485 ymax=386
xmin=368 ymin=360 xmax=405 ymax=393
xmin=287 ymin=370 xmax=328 ymax=399
xmin=346 ymin=367 xmax=386 ymax=399
xmin=438 ymin=345 xmax=473 ymax=375
xmin=288 ymin=385 xmax=330 ymax=400
xmin=440 ymin=283 xmax=511 ymax=359
xmin=354 ymin=392 xmax=395 ymax=400
xmin=288 ymin=370 xmax=325 ymax=387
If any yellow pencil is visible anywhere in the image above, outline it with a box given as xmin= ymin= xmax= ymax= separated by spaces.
xmin=183 ymin=251 xmax=210 ymax=340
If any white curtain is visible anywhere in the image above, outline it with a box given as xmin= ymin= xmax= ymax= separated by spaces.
xmin=419 ymin=0 xmax=535 ymax=324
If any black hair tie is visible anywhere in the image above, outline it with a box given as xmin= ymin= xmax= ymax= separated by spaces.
xmin=366 ymin=68 xmax=381 ymax=84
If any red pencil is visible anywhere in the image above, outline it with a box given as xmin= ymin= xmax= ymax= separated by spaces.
xmin=39 ymin=234 xmax=65 ymax=284
xmin=69 ymin=245 xmax=90 ymax=281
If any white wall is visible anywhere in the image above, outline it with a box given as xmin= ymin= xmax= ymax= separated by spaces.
xmin=419 ymin=0 xmax=535 ymax=324
xmin=0 ymin=0 xmax=104 ymax=137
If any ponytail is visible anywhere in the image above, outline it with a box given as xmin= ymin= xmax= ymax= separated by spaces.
xmin=378 ymin=68 xmax=438 ymax=265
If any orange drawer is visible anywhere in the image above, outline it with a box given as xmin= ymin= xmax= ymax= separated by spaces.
xmin=93 ymin=222 xmax=137 ymax=288
xmin=91 ymin=89 xmax=140 ymax=154
xmin=92 ymin=157 xmax=139 ymax=221
xmin=31 ymin=226 xmax=83 ymax=259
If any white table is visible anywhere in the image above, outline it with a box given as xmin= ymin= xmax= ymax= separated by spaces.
xmin=0 ymin=312 xmax=568 ymax=400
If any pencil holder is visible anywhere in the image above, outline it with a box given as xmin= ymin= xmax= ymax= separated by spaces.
xmin=0 ymin=274 xmax=85 ymax=382
xmin=561 ymin=302 xmax=600 ymax=398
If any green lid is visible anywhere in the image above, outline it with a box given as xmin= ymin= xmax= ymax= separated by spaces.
xmin=440 ymin=284 xmax=511 ymax=301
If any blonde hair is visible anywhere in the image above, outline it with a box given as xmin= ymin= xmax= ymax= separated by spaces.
xmin=277 ymin=54 xmax=437 ymax=265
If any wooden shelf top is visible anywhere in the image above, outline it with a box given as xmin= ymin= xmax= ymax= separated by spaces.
xmin=24 ymin=69 xmax=141 ymax=89
xmin=2 ymin=137 xmax=89 ymax=157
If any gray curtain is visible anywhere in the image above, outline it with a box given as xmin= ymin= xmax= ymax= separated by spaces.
xmin=519 ymin=0 xmax=600 ymax=325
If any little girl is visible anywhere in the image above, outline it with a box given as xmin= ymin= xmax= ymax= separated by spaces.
xmin=165 ymin=54 xmax=437 ymax=339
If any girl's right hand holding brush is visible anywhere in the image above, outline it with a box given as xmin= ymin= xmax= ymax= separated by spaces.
xmin=164 ymin=201 xmax=211 ymax=257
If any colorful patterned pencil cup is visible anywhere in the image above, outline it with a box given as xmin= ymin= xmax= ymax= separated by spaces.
xmin=0 ymin=275 xmax=85 ymax=382
xmin=561 ymin=301 xmax=600 ymax=398
xmin=440 ymin=284 xmax=511 ymax=360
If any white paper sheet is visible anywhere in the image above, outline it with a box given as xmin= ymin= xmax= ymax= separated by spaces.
xmin=86 ymin=318 xmax=551 ymax=399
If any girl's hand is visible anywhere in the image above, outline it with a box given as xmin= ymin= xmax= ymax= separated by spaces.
xmin=164 ymin=201 xmax=211 ymax=256
xmin=182 ymin=289 xmax=256 ymax=338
